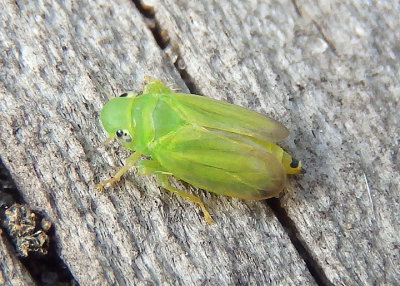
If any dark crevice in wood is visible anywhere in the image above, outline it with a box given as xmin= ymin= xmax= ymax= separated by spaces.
xmin=0 ymin=160 xmax=78 ymax=286
xmin=150 ymin=20 xmax=170 ymax=50
xmin=172 ymin=58 xmax=199 ymax=94
xmin=132 ymin=0 xmax=169 ymax=49
xmin=267 ymin=198 xmax=334 ymax=286
xmin=132 ymin=0 xmax=155 ymax=18
xmin=132 ymin=0 xmax=200 ymax=95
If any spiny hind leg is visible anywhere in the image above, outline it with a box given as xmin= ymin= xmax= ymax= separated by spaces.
xmin=96 ymin=152 xmax=142 ymax=190
xmin=137 ymin=160 xmax=213 ymax=223
xmin=116 ymin=158 xmax=213 ymax=224
xmin=156 ymin=174 xmax=214 ymax=224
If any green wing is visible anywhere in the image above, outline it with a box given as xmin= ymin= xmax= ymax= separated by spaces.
xmin=152 ymin=125 xmax=286 ymax=199
xmin=161 ymin=93 xmax=289 ymax=142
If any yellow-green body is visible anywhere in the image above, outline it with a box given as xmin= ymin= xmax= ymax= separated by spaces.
xmin=98 ymin=78 xmax=301 ymax=222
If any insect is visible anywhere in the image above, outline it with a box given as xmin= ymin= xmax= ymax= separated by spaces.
xmin=96 ymin=77 xmax=301 ymax=223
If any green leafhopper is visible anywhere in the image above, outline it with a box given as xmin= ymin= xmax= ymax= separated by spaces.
xmin=96 ymin=77 xmax=301 ymax=223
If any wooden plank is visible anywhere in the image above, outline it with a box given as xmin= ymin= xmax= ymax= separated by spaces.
xmin=0 ymin=230 xmax=35 ymax=286
xmin=144 ymin=0 xmax=400 ymax=285
xmin=0 ymin=0 xmax=316 ymax=285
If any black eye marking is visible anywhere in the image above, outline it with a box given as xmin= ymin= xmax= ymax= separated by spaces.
xmin=116 ymin=129 xmax=124 ymax=138
xmin=119 ymin=93 xmax=128 ymax=97
xmin=290 ymin=158 xmax=299 ymax=168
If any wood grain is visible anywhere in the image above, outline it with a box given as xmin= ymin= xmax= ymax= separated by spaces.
xmin=0 ymin=0 xmax=321 ymax=285
xmin=145 ymin=0 xmax=400 ymax=285
xmin=0 ymin=231 xmax=35 ymax=286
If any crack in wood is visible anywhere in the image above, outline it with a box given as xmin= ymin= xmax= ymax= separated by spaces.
xmin=132 ymin=0 xmax=169 ymax=49
xmin=131 ymin=0 xmax=200 ymax=95
xmin=0 ymin=160 xmax=77 ymax=286
xmin=268 ymin=198 xmax=334 ymax=286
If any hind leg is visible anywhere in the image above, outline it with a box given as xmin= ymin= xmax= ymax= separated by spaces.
xmin=137 ymin=160 xmax=214 ymax=224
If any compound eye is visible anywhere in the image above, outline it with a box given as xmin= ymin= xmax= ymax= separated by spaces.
xmin=119 ymin=92 xmax=136 ymax=98
xmin=115 ymin=129 xmax=132 ymax=143
xmin=116 ymin=129 xmax=124 ymax=138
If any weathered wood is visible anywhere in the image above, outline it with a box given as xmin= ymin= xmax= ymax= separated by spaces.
xmin=0 ymin=230 xmax=35 ymax=286
xmin=145 ymin=0 xmax=400 ymax=285
xmin=0 ymin=0 xmax=317 ymax=285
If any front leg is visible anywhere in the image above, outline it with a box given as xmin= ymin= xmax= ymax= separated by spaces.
xmin=96 ymin=152 xmax=142 ymax=190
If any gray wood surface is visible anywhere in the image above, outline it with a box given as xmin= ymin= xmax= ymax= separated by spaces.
xmin=146 ymin=0 xmax=400 ymax=285
xmin=0 ymin=0 xmax=315 ymax=285
xmin=0 ymin=0 xmax=398 ymax=285
xmin=0 ymin=231 xmax=35 ymax=286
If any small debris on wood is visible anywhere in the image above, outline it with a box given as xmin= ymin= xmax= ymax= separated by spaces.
xmin=1 ymin=203 xmax=51 ymax=257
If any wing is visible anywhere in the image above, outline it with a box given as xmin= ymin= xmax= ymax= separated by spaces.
xmin=152 ymin=125 xmax=286 ymax=199
xmin=161 ymin=93 xmax=289 ymax=142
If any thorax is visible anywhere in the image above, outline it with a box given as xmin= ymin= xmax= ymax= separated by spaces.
xmin=132 ymin=94 xmax=186 ymax=154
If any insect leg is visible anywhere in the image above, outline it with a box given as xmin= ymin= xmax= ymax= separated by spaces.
xmin=156 ymin=174 xmax=214 ymax=224
xmin=96 ymin=152 xmax=142 ymax=190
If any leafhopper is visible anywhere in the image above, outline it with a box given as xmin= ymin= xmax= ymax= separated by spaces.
xmin=97 ymin=77 xmax=301 ymax=223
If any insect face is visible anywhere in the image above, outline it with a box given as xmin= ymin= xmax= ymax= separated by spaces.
xmin=100 ymin=97 xmax=134 ymax=137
